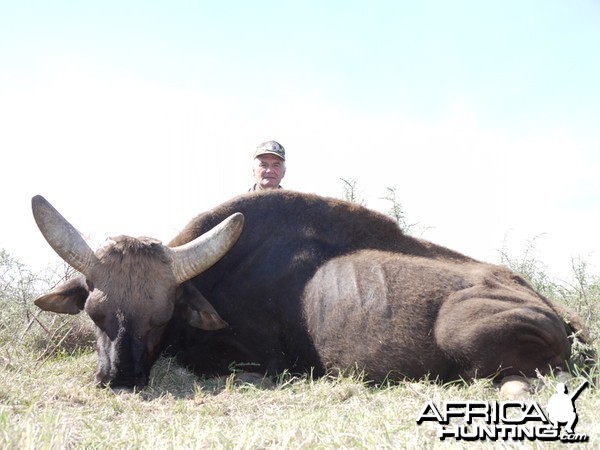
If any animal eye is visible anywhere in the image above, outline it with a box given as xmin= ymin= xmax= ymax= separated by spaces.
xmin=84 ymin=299 xmax=106 ymax=328
xmin=88 ymin=310 xmax=106 ymax=329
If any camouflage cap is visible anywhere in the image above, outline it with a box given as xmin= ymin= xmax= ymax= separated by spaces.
xmin=254 ymin=140 xmax=285 ymax=161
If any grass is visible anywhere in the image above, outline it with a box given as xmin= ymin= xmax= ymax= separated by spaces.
xmin=1 ymin=249 xmax=599 ymax=449
xmin=2 ymin=351 xmax=599 ymax=449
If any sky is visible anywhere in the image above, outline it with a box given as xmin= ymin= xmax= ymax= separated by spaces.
xmin=1 ymin=1 xmax=598 ymax=282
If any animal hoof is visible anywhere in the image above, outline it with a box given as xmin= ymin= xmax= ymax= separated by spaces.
xmin=499 ymin=376 xmax=534 ymax=400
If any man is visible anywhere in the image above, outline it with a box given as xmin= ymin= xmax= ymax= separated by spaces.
xmin=250 ymin=140 xmax=286 ymax=191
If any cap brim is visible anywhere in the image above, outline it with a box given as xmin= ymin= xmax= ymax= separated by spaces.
xmin=254 ymin=151 xmax=285 ymax=160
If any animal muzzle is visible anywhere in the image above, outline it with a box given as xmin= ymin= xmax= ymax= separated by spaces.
xmin=94 ymin=329 xmax=151 ymax=390
xmin=95 ymin=369 xmax=149 ymax=391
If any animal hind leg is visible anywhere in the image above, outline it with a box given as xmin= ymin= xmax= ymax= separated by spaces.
xmin=434 ymin=296 xmax=571 ymax=380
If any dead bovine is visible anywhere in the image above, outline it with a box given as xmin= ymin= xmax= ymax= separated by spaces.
xmin=32 ymin=191 xmax=593 ymax=389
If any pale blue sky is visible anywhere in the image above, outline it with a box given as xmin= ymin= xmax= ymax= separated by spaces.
xmin=1 ymin=1 xmax=598 ymax=279
xmin=5 ymin=1 xmax=598 ymax=123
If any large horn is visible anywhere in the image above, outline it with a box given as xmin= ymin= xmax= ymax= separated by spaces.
xmin=31 ymin=195 xmax=97 ymax=276
xmin=169 ymin=213 xmax=245 ymax=283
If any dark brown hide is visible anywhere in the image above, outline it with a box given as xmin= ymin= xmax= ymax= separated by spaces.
xmin=167 ymin=191 xmax=592 ymax=383
xmin=34 ymin=191 xmax=593 ymax=388
xmin=304 ymin=250 xmax=571 ymax=381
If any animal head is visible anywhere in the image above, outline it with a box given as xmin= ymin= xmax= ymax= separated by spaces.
xmin=31 ymin=195 xmax=244 ymax=390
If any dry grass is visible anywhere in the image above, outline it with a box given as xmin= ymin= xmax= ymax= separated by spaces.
xmin=1 ymin=338 xmax=599 ymax=449
xmin=1 ymin=250 xmax=599 ymax=449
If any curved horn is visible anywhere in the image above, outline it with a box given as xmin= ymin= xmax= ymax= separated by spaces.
xmin=31 ymin=195 xmax=97 ymax=276
xmin=169 ymin=212 xmax=245 ymax=283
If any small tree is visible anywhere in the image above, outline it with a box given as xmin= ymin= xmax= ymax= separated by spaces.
xmin=0 ymin=248 xmax=95 ymax=358
xmin=499 ymin=234 xmax=557 ymax=299
xmin=0 ymin=249 xmax=37 ymax=324
xmin=556 ymin=256 xmax=600 ymax=329
xmin=339 ymin=177 xmax=365 ymax=206
xmin=380 ymin=187 xmax=407 ymax=231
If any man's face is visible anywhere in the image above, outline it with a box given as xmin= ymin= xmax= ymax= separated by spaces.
xmin=253 ymin=154 xmax=286 ymax=189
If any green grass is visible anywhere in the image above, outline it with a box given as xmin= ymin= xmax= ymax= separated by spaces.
xmin=1 ymin=249 xmax=599 ymax=449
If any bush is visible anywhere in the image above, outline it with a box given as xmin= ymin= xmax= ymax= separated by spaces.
xmin=0 ymin=249 xmax=95 ymax=363
xmin=0 ymin=249 xmax=37 ymax=332
xmin=500 ymin=239 xmax=600 ymax=340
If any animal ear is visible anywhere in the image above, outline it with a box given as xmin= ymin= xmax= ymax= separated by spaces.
xmin=182 ymin=305 xmax=229 ymax=331
xmin=179 ymin=282 xmax=228 ymax=331
xmin=34 ymin=276 xmax=90 ymax=314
